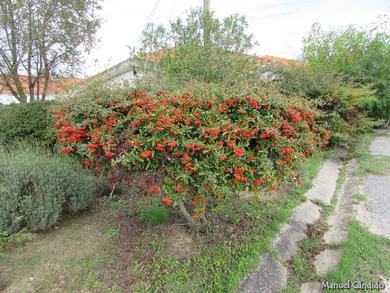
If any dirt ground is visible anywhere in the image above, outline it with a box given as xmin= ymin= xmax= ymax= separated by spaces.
xmin=0 ymin=197 xmax=196 ymax=293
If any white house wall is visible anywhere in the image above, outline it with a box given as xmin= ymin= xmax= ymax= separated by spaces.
xmin=0 ymin=93 xmax=56 ymax=105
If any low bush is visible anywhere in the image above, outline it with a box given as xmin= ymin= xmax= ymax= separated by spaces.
xmin=0 ymin=101 xmax=55 ymax=148
xmin=0 ymin=149 xmax=100 ymax=235
xmin=54 ymin=89 xmax=328 ymax=229
xmin=263 ymin=63 xmax=378 ymax=145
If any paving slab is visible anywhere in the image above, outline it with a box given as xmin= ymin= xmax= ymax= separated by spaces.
xmin=357 ymin=174 xmax=390 ymax=238
xmin=306 ymin=157 xmax=342 ymax=205
xmin=272 ymin=201 xmax=322 ymax=260
xmin=239 ymin=253 xmax=287 ymax=293
xmin=324 ymin=160 xmax=358 ymax=245
xmin=314 ymin=249 xmax=342 ymax=277
xmin=370 ymin=136 xmax=390 ymax=156
xmin=300 ymin=282 xmax=323 ymax=293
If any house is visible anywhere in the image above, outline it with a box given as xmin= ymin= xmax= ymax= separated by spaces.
xmin=92 ymin=53 xmax=294 ymax=86
xmin=0 ymin=76 xmax=83 ymax=105
xmin=90 ymin=55 xmax=159 ymax=88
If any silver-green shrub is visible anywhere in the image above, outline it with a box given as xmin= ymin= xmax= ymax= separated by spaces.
xmin=0 ymin=150 xmax=100 ymax=234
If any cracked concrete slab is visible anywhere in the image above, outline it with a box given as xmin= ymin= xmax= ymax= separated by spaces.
xmin=314 ymin=249 xmax=342 ymax=277
xmin=306 ymin=156 xmax=342 ymax=205
xmin=370 ymin=136 xmax=390 ymax=156
xmin=357 ymin=174 xmax=390 ymax=238
xmin=324 ymin=160 xmax=358 ymax=245
xmin=272 ymin=201 xmax=322 ymax=260
xmin=239 ymin=253 xmax=287 ymax=293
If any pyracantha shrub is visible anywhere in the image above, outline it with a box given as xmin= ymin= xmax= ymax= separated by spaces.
xmin=54 ymin=91 xmax=329 ymax=227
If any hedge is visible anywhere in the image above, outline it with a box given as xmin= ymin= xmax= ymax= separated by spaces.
xmin=54 ymin=90 xmax=329 ymax=229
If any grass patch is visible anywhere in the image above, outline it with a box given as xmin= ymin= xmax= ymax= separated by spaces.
xmin=139 ymin=203 xmax=171 ymax=224
xmin=354 ymin=153 xmax=390 ymax=176
xmin=349 ymin=132 xmax=375 ymax=157
xmin=60 ymin=256 xmax=106 ymax=290
xmin=324 ymin=220 xmax=390 ymax=292
xmin=353 ymin=192 xmax=367 ymax=203
xmin=0 ymin=229 xmax=35 ymax=260
xmin=105 ymin=227 xmax=120 ymax=239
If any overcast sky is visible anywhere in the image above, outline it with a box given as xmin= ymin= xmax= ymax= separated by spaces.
xmin=83 ymin=0 xmax=389 ymax=77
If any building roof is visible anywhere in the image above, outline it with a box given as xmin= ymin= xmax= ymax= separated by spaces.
xmin=144 ymin=50 xmax=293 ymax=65
xmin=258 ymin=55 xmax=292 ymax=65
xmin=0 ymin=76 xmax=83 ymax=95
xmin=91 ymin=50 xmax=295 ymax=84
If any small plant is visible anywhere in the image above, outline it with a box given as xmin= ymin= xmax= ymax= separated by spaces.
xmin=139 ymin=204 xmax=170 ymax=224
xmin=105 ymin=227 xmax=119 ymax=239
xmin=354 ymin=192 xmax=367 ymax=203
xmin=0 ymin=229 xmax=35 ymax=251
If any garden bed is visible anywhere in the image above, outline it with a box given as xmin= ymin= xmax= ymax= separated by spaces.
xmin=0 ymin=151 xmax=328 ymax=292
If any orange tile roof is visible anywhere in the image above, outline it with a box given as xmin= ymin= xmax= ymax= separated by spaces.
xmin=144 ymin=49 xmax=293 ymax=66
xmin=258 ymin=55 xmax=292 ymax=65
xmin=0 ymin=76 xmax=84 ymax=95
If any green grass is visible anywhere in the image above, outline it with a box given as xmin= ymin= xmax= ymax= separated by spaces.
xmin=60 ymin=256 xmax=106 ymax=290
xmin=0 ymin=229 xmax=36 ymax=260
xmin=64 ymin=223 xmax=82 ymax=241
xmin=139 ymin=203 xmax=171 ymax=224
xmin=324 ymin=221 xmax=390 ymax=293
xmin=354 ymin=153 xmax=390 ymax=176
xmin=105 ymin=227 xmax=120 ymax=239
xmin=349 ymin=131 xmax=390 ymax=176
xmin=353 ymin=192 xmax=367 ymax=203
xmin=15 ymin=254 xmax=46 ymax=269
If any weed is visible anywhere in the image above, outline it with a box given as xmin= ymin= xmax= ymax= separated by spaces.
xmin=109 ymin=199 xmax=129 ymax=211
xmin=105 ymin=227 xmax=120 ymax=239
xmin=354 ymin=192 xmax=367 ymax=203
xmin=139 ymin=204 xmax=170 ymax=224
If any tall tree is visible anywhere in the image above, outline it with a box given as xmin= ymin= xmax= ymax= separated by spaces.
xmin=0 ymin=0 xmax=101 ymax=103
xmin=137 ymin=7 xmax=258 ymax=85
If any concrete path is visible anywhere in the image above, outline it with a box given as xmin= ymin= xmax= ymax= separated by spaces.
xmin=238 ymin=253 xmax=287 ymax=293
xmin=369 ymin=135 xmax=390 ymax=156
xmin=239 ymin=155 xmax=343 ymax=293
xmin=357 ymin=130 xmax=390 ymax=238
xmin=357 ymin=174 xmax=390 ymax=238
xmin=306 ymin=156 xmax=342 ymax=205
xmin=323 ymin=159 xmax=358 ymax=245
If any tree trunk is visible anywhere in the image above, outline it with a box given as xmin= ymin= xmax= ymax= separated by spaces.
xmin=178 ymin=201 xmax=207 ymax=232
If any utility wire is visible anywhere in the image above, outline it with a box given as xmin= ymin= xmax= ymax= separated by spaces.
xmin=135 ymin=0 xmax=161 ymax=51
xmin=169 ymin=0 xmax=177 ymax=21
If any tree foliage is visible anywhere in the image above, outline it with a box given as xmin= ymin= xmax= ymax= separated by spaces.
xmin=0 ymin=0 xmax=101 ymax=103
xmin=303 ymin=18 xmax=390 ymax=122
xmin=136 ymin=7 xmax=258 ymax=84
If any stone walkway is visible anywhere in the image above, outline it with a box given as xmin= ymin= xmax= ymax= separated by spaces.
xmin=239 ymin=132 xmax=390 ymax=293
xmin=369 ymin=134 xmax=390 ymax=156
xmin=239 ymin=154 xmax=343 ymax=293
xmin=357 ymin=131 xmax=390 ymax=238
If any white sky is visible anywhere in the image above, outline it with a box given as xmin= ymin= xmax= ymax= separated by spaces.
xmin=83 ymin=0 xmax=390 ymax=77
